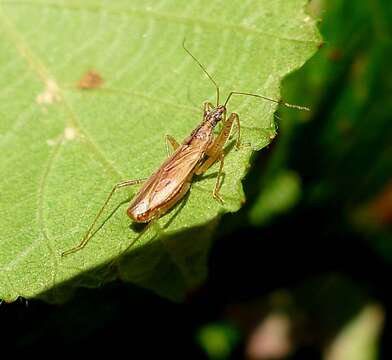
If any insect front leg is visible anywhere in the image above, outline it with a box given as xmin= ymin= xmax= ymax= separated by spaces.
xmin=61 ymin=178 xmax=145 ymax=256
xmin=213 ymin=152 xmax=225 ymax=203
xmin=195 ymin=112 xmax=240 ymax=203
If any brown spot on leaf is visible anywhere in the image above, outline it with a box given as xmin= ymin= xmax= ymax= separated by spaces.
xmin=77 ymin=70 xmax=103 ymax=89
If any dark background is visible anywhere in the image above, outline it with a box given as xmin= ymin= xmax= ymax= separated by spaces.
xmin=1 ymin=1 xmax=391 ymax=358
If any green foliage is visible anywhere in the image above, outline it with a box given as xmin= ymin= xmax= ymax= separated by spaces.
xmin=196 ymin=322 xmax=241 ymax=360
xmin=324 ymin=305 xmax=384 ymax=360
xmin=244 ymin=0 xmax=392 ymax=233
xmin=277 ymin=0 xmax=392 ymax=264
xmin=0 ymin=0 xmax=320 ymax=302
xmin=221 ymin=0 xmax=390 ymax=354
xmin=249 ymin=170 xmax=301 ymax=226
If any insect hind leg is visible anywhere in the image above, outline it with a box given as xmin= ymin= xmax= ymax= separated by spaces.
xmin=61 ymin=178 xmax=145 ymax=256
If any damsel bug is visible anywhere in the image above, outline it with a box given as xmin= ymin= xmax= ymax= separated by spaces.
xmin=62 ymin=41 xmax=309 ymax=256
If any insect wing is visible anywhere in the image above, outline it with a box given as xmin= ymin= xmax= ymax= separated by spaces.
xmin=129 ymin=144 xmax=203 ymax=214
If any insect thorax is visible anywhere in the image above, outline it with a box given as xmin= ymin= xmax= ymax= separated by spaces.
xmin=206 ymin=105 xmax=225 ymax=127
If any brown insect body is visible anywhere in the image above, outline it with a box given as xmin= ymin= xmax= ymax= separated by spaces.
xmin=127 ymin=105 xmax=226 ymax=222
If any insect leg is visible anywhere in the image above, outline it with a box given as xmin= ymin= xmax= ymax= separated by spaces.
xmin=212 ymin=152 xmax=225 ymax=203
xmin=232 ymin=112 xmax=241 ymax=149
xmin=196 ymin=112 xmax=239 ymax=175
xmin=165 ymin=134 xmax=180 ymax=156
xmin=61 ymin=178 xmax=145 ymax=256
xmin=195 ymin=113 xmax=239 ymax=202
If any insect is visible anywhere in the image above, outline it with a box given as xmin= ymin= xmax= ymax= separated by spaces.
xmin=61 ymin=41 xmax=309 ymax=256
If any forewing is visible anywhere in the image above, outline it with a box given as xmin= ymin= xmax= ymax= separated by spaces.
xmin=129 ymin=144 xmax=203 ymax=211
xmin=148 ymin=145 xmax=202 ymax=207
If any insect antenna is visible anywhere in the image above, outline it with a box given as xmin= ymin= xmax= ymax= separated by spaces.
xmin=183 ymin=39 xmax=220 ymax=107
xmin=224 ymin=91 xmax=310 ymax=111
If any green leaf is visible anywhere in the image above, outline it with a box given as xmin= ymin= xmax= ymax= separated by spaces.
xmin=0 ymin=0 xmax=321 ymax=302
xmin=196 ymin=322 xmax=241 ymax=360
xmin=324 ymin=304 xmax=384 ymax=360
xmin=249 ymin=170 xmax=301 ymax=226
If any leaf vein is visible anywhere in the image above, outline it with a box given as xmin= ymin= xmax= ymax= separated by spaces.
xmin=3 ymin=0 xmax=320 ymax=44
